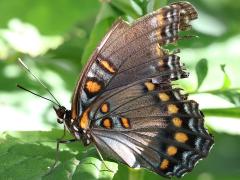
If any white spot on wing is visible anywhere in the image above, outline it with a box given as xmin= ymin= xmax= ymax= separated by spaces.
xmin=173 ymin=90 xmax=181 ymax=100
xmin=149 ymin=31 xmax=157 ymax=43
xmin=195 ymin=138 xmax=202 ymax=150
xmin=74 ymin=132 xmax=80 ymax=139
xmin=150 ymin=16 xmax=158 ymax=28
xmin=100 ymin=136 xmax=138 ymax=167
xmin=166 ymin=12 xmax=173 ymax=23
xmin=73 ymin=125 xmax=78 ymax=131
xmin=167 ymin=55 xmax=174 ymax=70
xmin=184 ymin=103 xmax=191 ymax=114
xmin=81 ymin=91 xmax=88 ymax=104
xmin=189 ymin=118 xmax=196 ymax=132
xmin=86 ymin=139 xmax=90 ymax=144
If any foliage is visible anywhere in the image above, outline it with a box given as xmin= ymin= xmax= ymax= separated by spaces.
xmin=0 ymin=0 xmax=240 ymax=179
xmin=1 ymin=130 xmax=240 ymax=180
xmin=0 ymin=130 xmax=117 ymax=180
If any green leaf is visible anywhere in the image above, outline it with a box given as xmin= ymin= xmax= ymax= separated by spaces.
xmin=145 ymin=0 xmax=168 ymax=13
xmin=110 ymin=0 xmax=143 ymax=18
xmin=202 ymin=107 xmax=240 ymax=118
xmin=190 ymin=87 xmax=240 ymax=106
xmin=220 ymin=64 xmax=231 ymax=90
xmin=195 ymin=59 xmax=208 ymax=90
xmin=0 ymin=130 xmax=118 ymax=180
xmin=0 ymin=0 xmax=100 ymax=35
xmin=81 ymin=3 xmax=118 ymax=65
xmin=73 ymin=157 xmax=117 ymax=180
xmin=213 ymin=89 xmax=240 ymax=106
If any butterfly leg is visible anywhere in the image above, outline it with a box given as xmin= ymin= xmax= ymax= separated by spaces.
xmin=44 ymin=126 xmax=77 ymax=176
xmin=179 ymin=35 xmax=199 ymax=40
xmin=53 ymin=138 xmax=77 ymax=167
xmin=95 ymin=145 xmax=114 ymax=173
xmin=44 ymin=138 xmax=77 ymax=177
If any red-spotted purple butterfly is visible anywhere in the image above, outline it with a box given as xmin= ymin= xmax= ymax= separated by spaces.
xmin=20 ymin=1 xmax=214 ymax=178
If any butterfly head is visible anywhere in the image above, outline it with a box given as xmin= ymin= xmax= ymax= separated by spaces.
xmin=53 ymin=105 xmax=71 ymax=124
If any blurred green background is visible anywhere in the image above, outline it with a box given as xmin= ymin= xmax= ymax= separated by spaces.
xmin=0 ymin=0 xmax=240 ymax=179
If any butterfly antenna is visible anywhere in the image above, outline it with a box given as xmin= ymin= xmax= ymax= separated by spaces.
xmin=17 ymin=84 xmax=59 ymax=106
xmin=18 ymin=58 xmax=61 ymax=106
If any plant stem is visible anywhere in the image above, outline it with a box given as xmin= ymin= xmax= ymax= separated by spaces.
xmin=189 ymin=88 xmax=240 ymax=95
xmin=202 ymin=107 xmax=240 ymax=118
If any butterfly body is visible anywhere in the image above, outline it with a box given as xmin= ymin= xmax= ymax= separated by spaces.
xmin=54 ymin=1 xmax=214 ymax=178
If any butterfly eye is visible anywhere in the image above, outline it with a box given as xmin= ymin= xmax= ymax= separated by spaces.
xmin=57 ymin=118 xmax=64 ymax=124
xmin=53 ymin=106 xmax=66 ymax=124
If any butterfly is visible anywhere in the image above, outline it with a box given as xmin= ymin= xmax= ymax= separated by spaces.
xmin=53 ymin=1 xmax=214 ymax=178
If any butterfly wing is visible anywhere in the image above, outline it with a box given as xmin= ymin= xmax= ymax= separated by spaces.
xmin=90 ymin=84 xmax=213 ymax=177
xmin=71 ymin=2 xmax=214 ymax=178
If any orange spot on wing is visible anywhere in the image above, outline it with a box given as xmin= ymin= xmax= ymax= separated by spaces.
xmin=80 ymin=108 xmax=90 ymax=129
xmin=167 ymin=146 xmax=177 ymax=156
xmin=99 ymin=60 xmax=116 ymax=73
xmin=144 ymin=82 xmax=155 ymax=91
xmin=155 ymin=44 xmax=164 ymax=57
xmin=168 ymin=104 xmax=179 ymax=114
xmin=159 ymin=93 xmax=170 ymax=101
xmin=155 ymin=29 xmax=162 ymax=40
xmin=172 ymin=117 xmax=182 ymax=127
xmin=156 ymin=14 xmax=164 ymax=26
xmin=175 ymin=132 xmax=188 ymax=143
xmin=160 ymin=159 xmax=169 ymax=170
xmin=85 ymin=80 xmax=102 ymax=94
xmin=121 ymin=117 xmax=130 ymax=128
xmin=71 ymin=105 xmax=77 ymax=120
xmin=101 ymin=103 xmax=109 ymax=113
xmin=159 ymin=59 xmax=164 ymax=66
xmin=102 ymin=118 xmax=112 ymax=129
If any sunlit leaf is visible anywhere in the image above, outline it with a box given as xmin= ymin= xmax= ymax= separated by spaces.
xmin=202 ymin=107 xmax=240 ymax=118
xmin=220 ymin=64 xmax=231 ymax=90
xmin=73 ymin=157 xmax=117 ymax=180
xmin=0 ymin=0 xmax=100 ymax=35
xmin=213 ymin=89 xmax=240 ymax=106
xmin=81 ymin=3 xmax=118 ymax=65
xmin=110 ymin=0 xmax=143 ymax=18
xmin=195 ymin=59 xmax=208 ymax=90
xmin=0 ymin=130 xmax=118 ymax=180
xmin=145 ymin=0 xmax=168 ymax=13
xmin=1 ymin=0 xmax=240 ymax=180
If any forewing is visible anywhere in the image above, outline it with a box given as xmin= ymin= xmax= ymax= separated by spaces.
xmin=71 ymin=1 xmax=196 ymax=118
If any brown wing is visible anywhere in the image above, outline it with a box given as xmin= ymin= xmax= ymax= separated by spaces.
xmin=70 ymin=2 xmax=213 ymax=178
xmin=71 ymin=1 xmax=197 ymax=120
xmin=71 ymin=19 xmax=129 ymax=120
